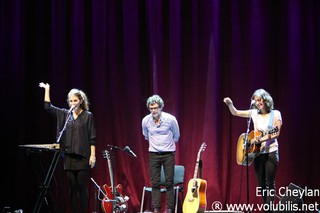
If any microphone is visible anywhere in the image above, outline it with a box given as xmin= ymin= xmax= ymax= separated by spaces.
xmin=107 ymin=144 xmax=123 ymax=151
xmin=124 ymin=146 xmax=137 ymax=158
xmin=68 ymin=105 xmax=75 ymax=114
xmin=250 ymin=100 xmax=255 ymax=108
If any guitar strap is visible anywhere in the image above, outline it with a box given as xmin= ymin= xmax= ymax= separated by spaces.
xmin=268 ymin=110 xmax=274 ymax=129
xmin=265 ymin=110 xmax=274 ymax=147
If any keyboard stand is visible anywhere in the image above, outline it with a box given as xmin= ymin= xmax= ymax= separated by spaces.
xmin=33 ymin=150 xmax=61 ymax=213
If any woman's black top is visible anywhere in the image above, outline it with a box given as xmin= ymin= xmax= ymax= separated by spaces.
xmin=44 ymin=101 xmax=96 ymax=170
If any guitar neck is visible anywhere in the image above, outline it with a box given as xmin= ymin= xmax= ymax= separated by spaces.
xmin=193 ymin=161 xmax=200 ymax=179
xmin=193 ymin=143 xmax=206 ymax=180
xmin=107 ymin=158 xmax=114 ymax=189
xmin=258 ymin=126 xmax=278 ymax=137
xmin=193 ymin=152 xmax=202 ymax=179
xmin=104 ymin=150 xmax=116 ymax=194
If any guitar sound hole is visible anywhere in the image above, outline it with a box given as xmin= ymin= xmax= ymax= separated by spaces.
xmin=191 ymin=187 xmax=196 ymax=193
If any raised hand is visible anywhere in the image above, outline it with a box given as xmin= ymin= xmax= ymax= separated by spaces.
xmin=39 ymin=82 xmax=50 ymax=89
xmin=223 ymin=97 xmax=233 ymax=106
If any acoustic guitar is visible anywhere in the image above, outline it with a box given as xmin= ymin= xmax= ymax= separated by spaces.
xmin=183 ymin=142 xmax=207 ymax=213
xmin=236 ymin=126 xmax=278 ymax=166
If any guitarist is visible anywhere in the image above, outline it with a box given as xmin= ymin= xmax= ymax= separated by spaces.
xmin=223 ymin=88 xmax=282 ymax=213
xmin=142 ymin=95 xmax=180 ymax=213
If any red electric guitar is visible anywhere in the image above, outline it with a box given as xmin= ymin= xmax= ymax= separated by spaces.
xmin=101 ymin=150 xmax=128 ymax=213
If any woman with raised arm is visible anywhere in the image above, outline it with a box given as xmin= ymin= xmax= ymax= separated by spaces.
xmin=224 ymin=89 xmax=282 ymax=213
xmin=39 ymin=82 xmax=96 ymax=213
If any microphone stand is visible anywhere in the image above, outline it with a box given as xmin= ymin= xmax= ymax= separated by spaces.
xmin=33 ymin=112 xmax=73 ymax=213
xmin=244 ymin=107 xmax=253 ymax=213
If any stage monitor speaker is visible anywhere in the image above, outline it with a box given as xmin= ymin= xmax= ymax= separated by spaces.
xmin=276 ymin=182 xmax=304 ymax=213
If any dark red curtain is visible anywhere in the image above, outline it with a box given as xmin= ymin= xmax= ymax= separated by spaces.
xmin=1 ymin=0 xmax=320 ymax=212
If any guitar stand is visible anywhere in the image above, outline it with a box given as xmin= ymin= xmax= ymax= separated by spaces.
xmin=104 ymin=198 xmax=128 ymax=212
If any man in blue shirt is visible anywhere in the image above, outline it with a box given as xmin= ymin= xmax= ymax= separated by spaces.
xmin=142 ymin=95 xmax=180 ymax=213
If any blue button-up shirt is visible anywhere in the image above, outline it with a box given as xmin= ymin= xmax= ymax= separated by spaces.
xmin=142 ymin=111 xmax=180 ymax=152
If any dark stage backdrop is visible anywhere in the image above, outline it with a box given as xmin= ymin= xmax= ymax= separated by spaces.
xmin=1 ymin=0 xmax=320 ymax=212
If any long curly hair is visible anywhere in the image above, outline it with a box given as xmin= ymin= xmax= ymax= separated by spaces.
xmin=67 ymin=88 xmax=90 ymax=111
